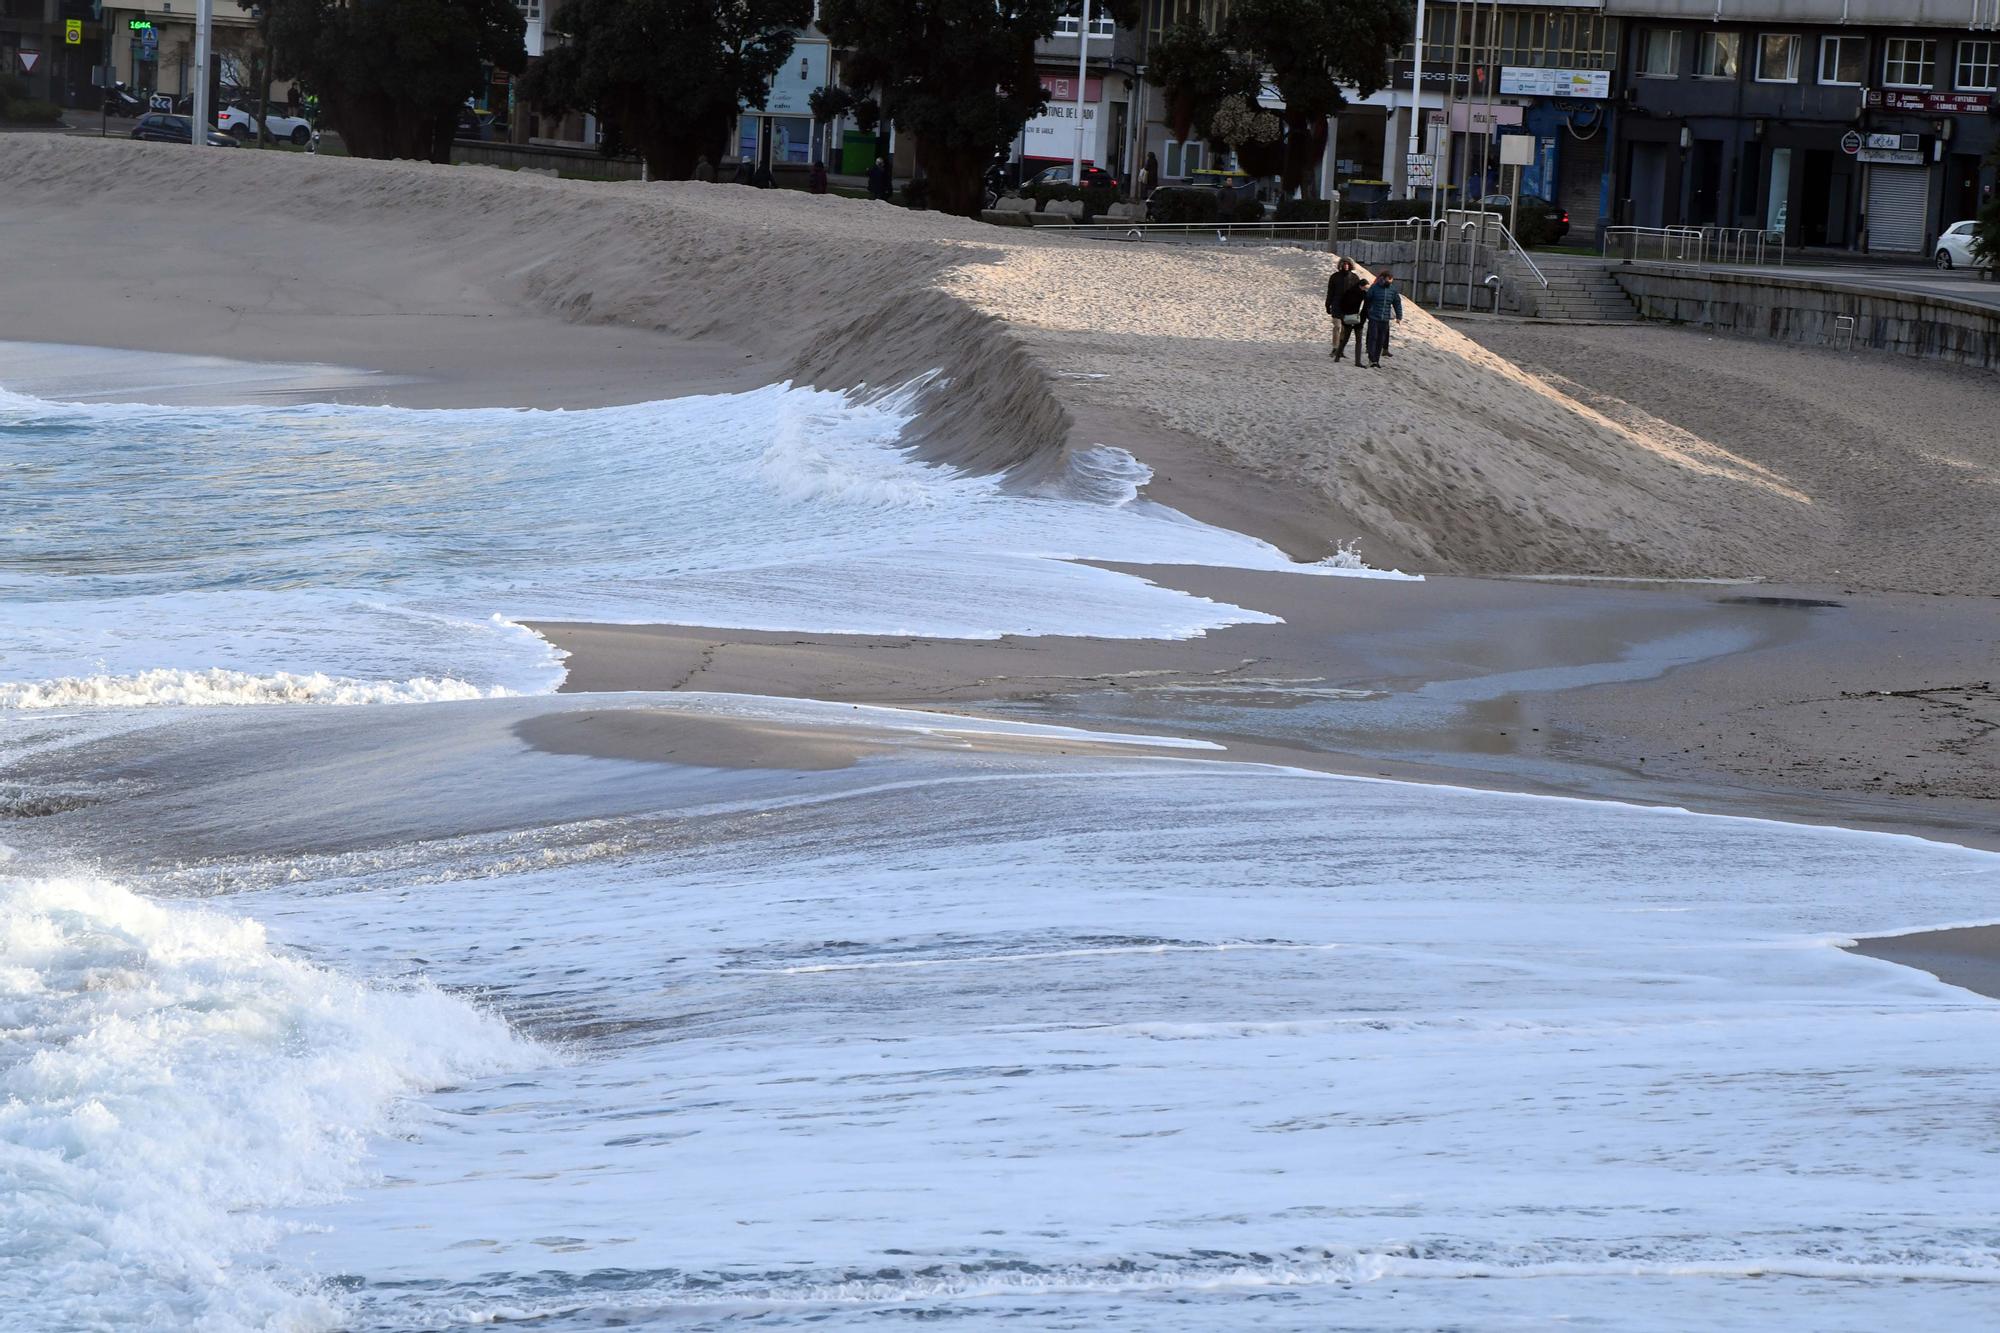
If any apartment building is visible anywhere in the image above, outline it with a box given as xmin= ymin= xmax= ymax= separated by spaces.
xmin=1605 ymin=0 xmax=2000 ymax=253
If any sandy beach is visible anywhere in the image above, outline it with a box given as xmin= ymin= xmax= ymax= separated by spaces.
xmin=4 ymin=134 xmax=1991 ymax=849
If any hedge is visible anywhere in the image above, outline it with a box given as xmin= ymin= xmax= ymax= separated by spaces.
xmin=0 ymin=72 xmax=60 ymax=125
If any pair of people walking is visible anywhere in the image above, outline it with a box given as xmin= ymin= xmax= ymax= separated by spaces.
xmin=1324 ymin=259 xmax=1403 ymax=369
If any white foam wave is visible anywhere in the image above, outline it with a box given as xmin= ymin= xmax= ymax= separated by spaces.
xmin=0 ymin=870 xmax=531 ymax=1329
xmin=0 ymin=666 xmax=512 ymax=710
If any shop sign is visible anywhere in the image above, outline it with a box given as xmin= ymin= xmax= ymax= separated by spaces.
xmin=1864 ymin=88 xmax=1993 ymax=114
xmin=1499 ymin=66 xmax=1609 ymax=100
xmin=1840 ymin=130 xmax=1862 ymax=154
xmin=1865 ymin=132 xmax=1914 ymax=151
xmin=128 ymin=19 xmax=154 ymax=29
xmin=1022 ymin=99 xmax=1102 ymax=162
xmin=1856 ymin=148 xmax=1923 ymax=165
xmin=1430 ymin=103 xmax=1525 ymax=132
xmin=1041 ymin=72 xmax=1103 ymax=104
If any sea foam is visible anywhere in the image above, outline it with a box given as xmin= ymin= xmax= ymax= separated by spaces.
xmin=0 ymin=867 xmax=530 ymax=1329
xmin=0 ymin=379 xmax=1402 ymax=704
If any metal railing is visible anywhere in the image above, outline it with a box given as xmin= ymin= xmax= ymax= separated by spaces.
xmin=1036 ymin=210 xmax=1550 ymax=315
xmin=1604 ymin=225 xmax=1786 ymax=267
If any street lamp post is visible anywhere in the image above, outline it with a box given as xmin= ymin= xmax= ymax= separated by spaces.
xmin=1405 ymin=0 xmax=1427 ymax=199
xmin=190 ymin=0 xmax=213 ymax=148
xmin=1071 ymin=0 xmax=1093 ymax=186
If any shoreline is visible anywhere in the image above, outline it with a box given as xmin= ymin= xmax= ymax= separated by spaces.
xmin=525 ymin=565 xmax=2000 ymax=857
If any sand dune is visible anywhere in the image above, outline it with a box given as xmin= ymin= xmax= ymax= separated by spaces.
xmin=0 ymin=135 xmax=1839 ymax=580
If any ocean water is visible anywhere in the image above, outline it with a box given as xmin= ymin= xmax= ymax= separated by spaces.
xmin=5 ymin=352 xmax=2000 ymax=1331
xmin=1 ymin=369 xmax=1394 ymax=707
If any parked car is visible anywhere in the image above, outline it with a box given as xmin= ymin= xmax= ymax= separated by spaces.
xmin=454 ymin=106 xmax=501 ymax=141
xmin=1474 ymin=194 xmax=1571 ymax=243
xmin=217 ymin=104 xmax=313 ymax=144
xmin=1024 ymin=162 xmax=1119 ymax=191
xmin=130 ymin=113 xmax=239 ymax=147
xmin=1935 ymin=219 xmax=1987 ymax=271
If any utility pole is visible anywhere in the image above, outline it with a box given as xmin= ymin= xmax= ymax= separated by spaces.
xmin=190 ymin=0 xmax=213 ymax=149
xmin=1071 ymin=0 xmax=1093 ymax=186
xmin=1405 ymin=0 xmax=1427 ymax=199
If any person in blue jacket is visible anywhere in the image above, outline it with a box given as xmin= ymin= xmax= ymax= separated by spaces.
xmin=1363 ymin=272 xmax=1403 ymax=368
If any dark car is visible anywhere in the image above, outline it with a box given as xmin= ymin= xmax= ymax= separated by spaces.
xmin=130 ymin=113 xmax=239 ymax=147
xmin=1024 ymin=162 xmax=1119 ymax=191
xmin=1479 ymin=194 xmax=1571 ymax=244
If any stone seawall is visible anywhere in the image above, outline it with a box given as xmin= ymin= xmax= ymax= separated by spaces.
xmin=1611 ymin=263 xmax=2000 ymax=372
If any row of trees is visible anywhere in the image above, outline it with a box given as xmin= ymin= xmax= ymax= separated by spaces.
xmin=256 ymin=0 xmax=1412 ymax=218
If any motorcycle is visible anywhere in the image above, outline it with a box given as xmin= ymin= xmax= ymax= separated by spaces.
xmin=102 ymin=82 xmax=146 ymax=116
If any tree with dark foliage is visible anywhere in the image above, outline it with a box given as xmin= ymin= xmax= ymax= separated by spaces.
xmin=525 ymin=0 xmax=811 ymax=180
xmin=268 ymin=0 xmax=525 ymax=162
xmin=819 ymin=0 xmax=1061 ymax=216
xmin=1228 ymin=0 xmax=1411 ymax=195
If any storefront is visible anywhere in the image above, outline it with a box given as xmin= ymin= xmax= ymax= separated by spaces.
xmin=1020 ymin=71 xmax=1111 ymax=172
xmin=1502 ymin=66 xmax=1614 ymax=239
xmin=735 ymin=38 xmax=828 ymax=167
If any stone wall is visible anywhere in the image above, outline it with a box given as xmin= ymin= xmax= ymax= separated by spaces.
xmin=1611 ymin=263 xmax=2000 ymax=372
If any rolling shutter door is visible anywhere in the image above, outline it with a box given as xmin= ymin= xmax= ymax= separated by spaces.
xmin=1559 ymin=128 xmax=1605 ymax=236
xmin=1866 ymin=166 xmax=1926 ymax=253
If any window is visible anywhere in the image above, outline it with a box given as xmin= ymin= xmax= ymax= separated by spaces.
xmin=1696 ymin=32 xmax=1740 ymax=79
xmin=1957 ymin=40 xmax=1998 ymax=92
xmin=1755 ymin=34 xmax=1799 ymax=83
xmin=1055 ymin=7 xmax=1115 ymax=38
xmin=1637 ymin=29 xmax=1680 ymax=78
xmin=1883 ymin=38 xmax=1936 ymax=89
xmin=1819 ymin=35 xmax=1864 ymax=86
xmin=1163 ymin=139 xmax=1204 ymax=179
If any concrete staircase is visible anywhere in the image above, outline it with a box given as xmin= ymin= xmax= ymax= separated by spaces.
xmin=1529 ymin=263 xmax=1641 ymax=322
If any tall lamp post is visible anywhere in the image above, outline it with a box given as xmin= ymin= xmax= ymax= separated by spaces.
xmin=1405 ymin=0 xmax=1427 ymax=199
xmin=1071 ymin=0 xmax=1095 ymax=186
xmin=190 ymin=0 xmax=213 ymax=148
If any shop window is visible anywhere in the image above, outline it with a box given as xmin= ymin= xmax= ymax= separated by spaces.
xmin=1755 ymin=34 xmax=1798 ymax=84
xmin=1883 ymin=38 xmax=1936 ymax=90
xmin=1636 ymin=29 xmax=1680 ymax=78
xmin=1696 ymin=32 xmax=1740 ymax=80
xmin=1957 ymin=40 xmax=1998 ymax=93
xmin=1818 ymin=35 xmax=1863 ymax=87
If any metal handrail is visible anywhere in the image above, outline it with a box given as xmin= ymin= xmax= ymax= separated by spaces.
xmin=1604 ymin=224 xmax=1786 ymax=267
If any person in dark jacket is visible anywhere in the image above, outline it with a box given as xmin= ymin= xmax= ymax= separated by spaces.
xmin=867 ymin=157 xmax=891 ymax=200
xmin=732 ymin=156 xmax=754 ymax=186
xmin=809 ymin=161 xmax=829 ymax=194
xmin=1324 ymin=258 xmax=1366 ymax=365
xmin=1362 ymin=272 xmax=1404 ymax=368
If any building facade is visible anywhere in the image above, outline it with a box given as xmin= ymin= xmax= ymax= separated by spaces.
xmin=1392 ymin=2 xmax=1619 ymax=235
xmin=1604 ymin=0 xmax=2000 ymax=253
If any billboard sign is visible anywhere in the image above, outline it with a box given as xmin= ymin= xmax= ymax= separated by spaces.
xmin=754 ymin=41 xmax=829 ymax=117
xmin=1499 ymin=67 xmax=1610 ymax=99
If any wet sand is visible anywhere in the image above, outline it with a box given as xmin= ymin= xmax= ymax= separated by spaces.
xmin=530 ymin=568 xmax=2000 ymax=855
xmin=1849 ymin=926 xmax=2000 ymax=1000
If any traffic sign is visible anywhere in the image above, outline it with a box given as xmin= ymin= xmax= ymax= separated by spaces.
xmin=65 ymin=19 xmax=82 ymax=45
xmin=17 ymin=50 xmax=38 ymax=75
xmin=1840 ymin=130 xmax=1861 ymax=155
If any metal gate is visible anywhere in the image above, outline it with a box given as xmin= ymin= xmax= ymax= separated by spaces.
xmin=1865 ymin=165 xmax=1927 ymax=253
xmin=1560 ymin=126 xmax=1605 ymax=236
